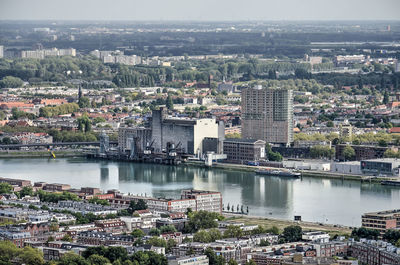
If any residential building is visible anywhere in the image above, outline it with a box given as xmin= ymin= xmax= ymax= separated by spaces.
xmin=362 ymin=209 xmax=400 ymax=232
xmin=0 ymin=177 xmax=31 ymax=187
xmin=21 ymin=48 xmax=76 ymax=59
xmin=339 ymin=121 xmax=353 ymax=138
xmin=181 ymin=189 xmax=222 ymax=214
xmin=302 ymin=231 xmax=330 ymax=243
xmin=335 ymin=144 xmax=388 ymax=161
xmin=351 ymin=241 xmax=400 ymax=265
xmin=168 ymin=255 xmax=209 ymax=265
xmin=43 ymin=183 xmax=71 ymax=192
xmin=241 ymin=86 xmax=293 ymax=145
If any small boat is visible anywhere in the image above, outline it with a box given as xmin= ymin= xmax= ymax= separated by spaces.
xmin=381 ymin=180 xmax=400 ymax=186
xmin=255 ymin=169 xmax=301 ymax=178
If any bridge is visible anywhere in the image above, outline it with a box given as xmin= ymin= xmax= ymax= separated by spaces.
xmin=0 ymin=141 xmax=118 ymax=149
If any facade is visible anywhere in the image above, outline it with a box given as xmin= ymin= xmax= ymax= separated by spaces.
xmin=181 ymin=189 xmax=222 ymax=214
xmin=241 ymin=86 xmax=293 ymax=145
xmin=362 ymin=209 xmax=400 ymax=232
xmin=43 ymin=183 xmax=71 ymax=192
xmin=223 ymin=138 xmax=266 ymax=163
xmin=351 ymin=241 xmax=400 ymax=265
xmin=0 ymin=177 xmax=31 ymax=187
xmin=21 ymin=48 xmax=76 ymax=59
xmin=168 ymin=255 xmax=209 ymax=265
xmin=335 ymin=144 xmax=388 ymax=161
xmin=151 ymin=108 xmax=223 ymax=155
xmin=302 ymin=231 xmax=330 ymax=243
xmin=360 ymin=158 xmax=400 ymax=176
xmin=331 ymin=161 xmax=362 ymax=175
xmin=339 ymin=122 xmax=353 ymax=138
xmin=118 ymin=127 xmax=152 ymax=154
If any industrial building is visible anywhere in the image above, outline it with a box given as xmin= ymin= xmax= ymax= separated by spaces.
xmin=118 ymin=127 xmax=152 ymax=155
xmin=223 ymin=138 xmax=266 ymax=164
xmin=151 ymin=108 xmax=224 ymax=155
xmin=241 ymin=85 xmax=293 ymax=145
xmin=360 ymin=158 xmax=400 ymax=176
xmin=331 ymin=161 xmax=362 ymax=175
xmin=117 ymin=108 xmax=224 ymax=163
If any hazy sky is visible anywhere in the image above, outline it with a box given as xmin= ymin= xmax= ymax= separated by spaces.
xmin=0 ymin=0 xmax=399 ymax=21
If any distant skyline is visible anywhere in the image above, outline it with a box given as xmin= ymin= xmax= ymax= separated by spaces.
xmin=0 ymin=0 xmax=400 ymax=21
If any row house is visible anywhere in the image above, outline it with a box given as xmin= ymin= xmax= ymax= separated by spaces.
xmin=77 ymin=231 xmax=134 ymax=246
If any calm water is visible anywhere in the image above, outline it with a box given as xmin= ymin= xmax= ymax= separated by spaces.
xmin=1 ymin=157 xmax=400 ymax=227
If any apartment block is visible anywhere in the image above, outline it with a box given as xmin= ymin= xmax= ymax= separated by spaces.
xmin=181 ymin=189 xmax=222 ymax=214
xmin=241 ymin=86 xmax=293 ymax=145
xmin=362 ymin=209 xmax=400 ymax=232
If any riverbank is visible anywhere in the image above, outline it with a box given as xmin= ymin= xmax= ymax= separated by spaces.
xmin=224 ymin=214 xmax=352 ymax=236
xmin=185 ymin=160 xmax=388 ymax=184
xmin=0 ymin=150 xmax=85 ymax=158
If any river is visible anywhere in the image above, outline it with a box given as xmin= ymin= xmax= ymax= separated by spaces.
xmin=1 ymin=157 xmax=399 ymax=227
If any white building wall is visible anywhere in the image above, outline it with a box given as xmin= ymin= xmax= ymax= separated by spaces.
xmin=193 ymin=119 xmax=219 ymax=156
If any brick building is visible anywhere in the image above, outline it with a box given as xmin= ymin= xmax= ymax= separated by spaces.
xmin=362 ymin=209 xmax=400 ymax=233
xmin=335 ymin=144 xmax=389 ymax=161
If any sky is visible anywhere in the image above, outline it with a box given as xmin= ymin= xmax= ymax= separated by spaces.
xmin=0 ymin=0 xmax=399 ymax=21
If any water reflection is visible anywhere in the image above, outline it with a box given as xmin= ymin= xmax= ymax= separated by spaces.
xmin=1 ymin=157 xmax=400 ymax=226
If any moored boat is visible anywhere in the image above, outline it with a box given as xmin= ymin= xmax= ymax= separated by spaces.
xmin=255 ymin=169 xmax=301 ymax=178
xmin=381 ymin=180 xmax=400 ymax=186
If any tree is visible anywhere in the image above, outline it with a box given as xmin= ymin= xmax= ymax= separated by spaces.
xmin=282 ymin=225 xmax=302 ymax=242
xmin=194 ymin=230 xmax=212 ymax=243
xmin=128 ymin=199 xmax=148 ymax=214
xmin=326 ymin=121 xmax=334 ymax=127
xmin=131 ymin=251 xmax=167 ymax=265
xmin=87 ymin=254 xmax=110 ymax=265
xmin=259 ymin=239 xmax=270 ymax=246
xmin=18 ymin=246 xmax=45 ymax=265
xmin=149 ymin=228 xmax=161 ymax=236
xmin=78 ymin=97 xmax=91 ymax=108
xmin=131 ymin=228 xmax=145 ymax=238
xmin=160 ymin=225 xmax=177 ymax=234
xmin=343 ymin=145 xmax=356 ymax=161
xmin=59 ymin=252 xmax=90 ymax=265
xmin=204 ymin=248 xmax=225 ymax=265
xmin=267 ymin=226 xmax=280 ymax=235
xmin=61 ymin=234 xmax=73 ymax=242
xmin=18 ymin=186 xmax=34 ymax=198
xmin=0 ymin=241 xmax=21 ymax=263
xmin=352 ymin=227 xmax=380 ymax=240
xmin=146 ymin=237 xmax=167 ymax=248
xmin=184 ymin=210 xmax=223 ymax=233
xmin=167 ymin=238 xmax=176 ymax=253
xmin=268 ymin=150 xmax=283 ymax=162
xmin=223 ymin=225 xmax=243 ymax=238
xmin=0 ymin=183 xmax=12 ymax=194
xmin=209 ymin=228 xmax=222 ymax=242
xmin=166 ymin=95 xmax=174 ymax=110
xmin=228 ymin=259 xmax=238 ymax=265
xmin=383 ymin=90 xmax=389 ymax=104
xmin=0 ymin=76 xmax=24 ymax=88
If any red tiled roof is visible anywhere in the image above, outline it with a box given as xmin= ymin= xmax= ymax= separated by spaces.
xmin=389 ymin=127 xmax=400 ymax=133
